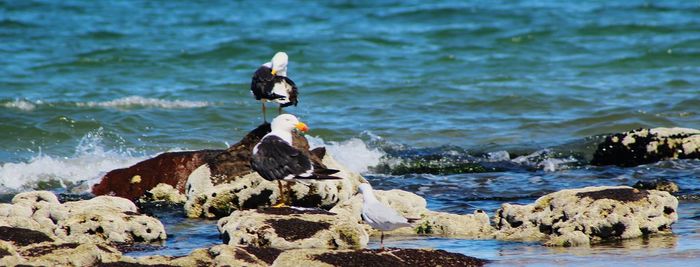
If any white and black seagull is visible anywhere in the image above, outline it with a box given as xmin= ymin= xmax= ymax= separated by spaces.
xmin=250 ymin=52 xmax=299 ymax=122
xmin=358 ymin=183 xmax=415 ymax=249
xmin=251 ymin=114 xmax=340 ymax=207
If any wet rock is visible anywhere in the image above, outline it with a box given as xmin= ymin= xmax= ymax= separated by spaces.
xmin=185 ymin=125 xmax=367 ymax=218
xmin=139 ymin=183 xmax=187 ymax=204
xmin=633 ymin=179 xmax=680 ymax=193
xmin=0 ymin=191 xmax=166 ymax=245
xmin=591 ymin=127 xmax=700 ymax=167
xmin=494 ymin=186 xmax=678 ymax=246
xmin=0 ymin=226 xmax=54 ymax=246
xmin=217 ymin=207 xmax=368 ymax=249
xmin=0 ymin=241 xmax=122 ymax=266
xmin=273 ymin=248 xmax=488 ymax=267
xmin=330 ymin=189 xmax=494 ymax=238
xmin=92 ymin=150 xmax=222 ymax=200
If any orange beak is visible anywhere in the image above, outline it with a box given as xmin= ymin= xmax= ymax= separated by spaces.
xmin=271 ymin=69 xmax=277 ymax=75
xmin=295 ymin=122 xmax=308 ymax=133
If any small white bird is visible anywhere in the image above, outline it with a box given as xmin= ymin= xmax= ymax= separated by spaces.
xmin=358 ymin=183 xmax=413 ymax=249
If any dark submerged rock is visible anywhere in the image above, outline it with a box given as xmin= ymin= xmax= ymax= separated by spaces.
xmin=591 ymin=127 xmax=700 ymax=167
xmin=576 ymin=188 xmax=649 ymax=202
xmin=20 ymin=242 xmax=80 ymax=257
xmin=267 ymin=218 xmax=332 ymax=241
xmin=633 ymin=179 xmax=680 ymax=193
xmin=311 ymin=248 xmax=488 ymax=267
xmin=239 ymin=246 xmax=283 ymax=265
xmin=0 ymin=226 xmax=54 ymax=246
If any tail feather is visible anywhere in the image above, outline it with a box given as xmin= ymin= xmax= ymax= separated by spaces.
xmin=295 ymin=174 xmax=342 ymax=180
xmin=314 ymin=168 xmax=340 ymax=175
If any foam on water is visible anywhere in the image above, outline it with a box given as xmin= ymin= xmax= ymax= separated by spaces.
xmin=2 ymin=99 xmax=38 ymax=111
xmin=306 ymin=135 xmax=385 ymax=174
xmin=0 ymin=128 xmax=147 ymax=193
xmin=76 ymin=96 xmax=210 ymax=109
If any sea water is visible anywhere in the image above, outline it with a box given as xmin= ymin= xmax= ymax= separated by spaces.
xmin=2 ymin=1 xmax=700 ymax=265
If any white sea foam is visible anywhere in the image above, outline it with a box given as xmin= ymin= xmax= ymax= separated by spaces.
xmin=2 ymin=99 xmax=37 ymax=111
xmin=511 ymin=149 xmax=577 ymax=172
xmin=306 ymin=136 xmax=385 ymax=174
xmin=77 ymin=96 xmax=210 ymax=109
xmin=0 ymin=128 xmax=147 ymax=192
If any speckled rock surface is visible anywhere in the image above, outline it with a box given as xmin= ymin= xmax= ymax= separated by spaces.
xmin=218 ymin=207 xmax=369 ymax=250
xmin=494 ymin=186 xmax=678 ymax=246
xmin=103 ymin=245 xmax=283 ymax=267
xmin=140 ymin=183 xmax=187 ymax=204
xmin=185 ymin=146 xmax=367 ymax=218
xmin=330 ymin=189 xmax=494 ymax=238
xmin=591 ymin=127 xmax=700 ymax=167
xmin=3 ymin=242 xmax=122 ymax=267
xmin=273 ymin=248 xmax=488 ymax=267
xmin=0 ymin=191 xmax=166 ymax=245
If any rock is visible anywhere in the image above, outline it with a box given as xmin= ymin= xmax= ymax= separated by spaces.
xmin=104 ymin=245 xmax=284 ymax=267
xmin=92 ymin=150 xmax=223 ymax=200
xmin=140 ymin=183 xmax=187 ymax=204
xmin=273 ymin=248 xmax=488 ymax=267
xmin=493 ymin=186 xmax=678 ymax=246
xmin=217 ymin=207 xmax=369 ymax=250
xmin=633 ymin=179 xmax=680 ymax=193
xmin=0 ymin=226 xmax=54 ymax=246
xmin=0 ymin=241 xmax=122 ymax=267
xmin=0 ymin=191 xmax=166 ymax=245
xmin=591 ymin=127 xmax=700 ymax=167
xmin=330 ymin=189 xmax=494 ymax=238
xmin=185 ymin=124 xmax=367 ymax=218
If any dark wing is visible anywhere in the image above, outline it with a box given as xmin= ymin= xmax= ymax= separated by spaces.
xmin=251 ymin=135 xmax=312 ymax=181
xmin=306 ymin=147 xmax=339 ymax=175
xmin=250 ymin=66 xmax=276 ymax=100
xmin=277 ymin=76 xmax=298 ymax=107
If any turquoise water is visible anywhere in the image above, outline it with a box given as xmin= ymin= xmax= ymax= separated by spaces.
xmin=2 ymin=0 xmax=700 ymax=265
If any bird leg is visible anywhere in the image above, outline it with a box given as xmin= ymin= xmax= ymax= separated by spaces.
xmin=261 ymin=100 xmax=267 ymax=123
xmin=380 ymin=231 xmax=385 ymax=250
xmin=272 ymin=180 xmax=288 ymax=208
xmin=278 ymin=105 xmax=283 ymax=115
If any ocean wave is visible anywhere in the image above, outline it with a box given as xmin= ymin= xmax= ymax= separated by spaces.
xmin=1 ymin=99 xmax=38 ymax=111
xmin=76 ymin=96 xmax=210 ymax=109
xmin=0 ymin=128 xmax=147 ymax=193
xmin=306 ymin=135 xmax=385 ymax=174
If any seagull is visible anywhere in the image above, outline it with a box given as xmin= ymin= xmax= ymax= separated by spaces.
xmin=358 ymin=183 xmax=413 ymax=249
xmin=250 ymin=52 xmax=299 ymax=122
xmin=251 ymin=114 xmax=340 ymax=207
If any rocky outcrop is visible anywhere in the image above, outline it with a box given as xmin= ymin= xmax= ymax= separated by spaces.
xmin=0 ymin=241 xmax=122 ymax=267
xmin=184 ymin=124 xmax=367 ymax=218
xmin=92 ymin=150 xmax=222 ymax=200
xmin=494 ymin=186 xmax=678 ymax=246
xmin=217 ymin=207 xmax=368 ymax=250
xmin=633 ymin=179 xmax=680 ymax=193
xmin=101 ymin=245 xmax=487 ymax=267
xmin=0 ymin=191 xmax=166 ymax=245
xmin=273 ymin=248 xmax=488 ymax=267
xmin=330 ymin=189 xmax=494 ymax=239
xmin=591 ymin=127 xmax=700 ymax=167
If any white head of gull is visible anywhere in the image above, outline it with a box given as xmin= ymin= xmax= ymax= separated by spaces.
xmin=269 ymin=52 xmax=288 ymax=77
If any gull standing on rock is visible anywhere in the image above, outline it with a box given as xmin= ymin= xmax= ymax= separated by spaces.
xmin=251 ymin=114 xmax=340 ymax=207
xmin=358 ymin=183 xmax=414 ymax=249
xmin=250 ymin=52 xmax=299 ymax=122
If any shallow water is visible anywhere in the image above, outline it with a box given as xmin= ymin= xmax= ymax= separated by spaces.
xmin=2 ymin=0 xmax=700 ymax=265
